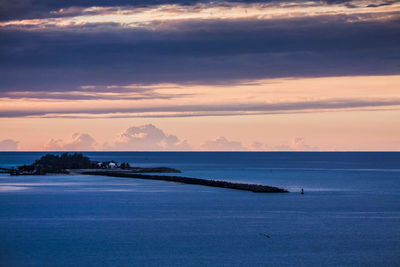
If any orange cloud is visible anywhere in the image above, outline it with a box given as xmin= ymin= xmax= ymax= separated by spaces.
xmin=1 ymin=75 xmax=399 ymax=119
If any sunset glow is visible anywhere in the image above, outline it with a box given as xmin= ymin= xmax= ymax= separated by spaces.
xmin=1 ymin=0 xmax=399 ymax=151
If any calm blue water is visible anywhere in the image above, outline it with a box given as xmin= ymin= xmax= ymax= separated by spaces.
xmin=1 ymin=152 xmax=399 ymax=266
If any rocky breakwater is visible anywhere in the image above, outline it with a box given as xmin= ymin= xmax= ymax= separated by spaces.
xmin=81 ymin=171 xmax=289 ymax=193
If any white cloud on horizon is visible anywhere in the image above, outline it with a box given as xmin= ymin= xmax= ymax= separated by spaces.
xmin=201 ymin=136 xmax=246 ymax=151
xmin=111 ymin=124 xmax=191 ymax=151
xmin=39 ymin=125 xmax=319 ymax=151
xmin=250 ymin=137 xmax=319 ymax=151
xmin=290 ymin=137 xmax=318 ymax=151
xmin=0 ymin=139 xmax=19 ymax=151
xmin=44 ymin=133 xmax=97 ymax=151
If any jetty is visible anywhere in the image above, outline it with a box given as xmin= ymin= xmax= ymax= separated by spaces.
xmin=5 ymin=153 xmax=289 ymax=193
xmin=81 ymin=171 xmax=288 ymax=193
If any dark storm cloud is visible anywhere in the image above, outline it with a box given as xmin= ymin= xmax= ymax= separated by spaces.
xmin=0 ymin=0 xmax=399 ymax=105
xmin=1 ymin=15 xmax=399 ymax=94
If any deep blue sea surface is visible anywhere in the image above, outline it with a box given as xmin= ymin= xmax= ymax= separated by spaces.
xmin=1 ymin=152 xmax=399 ymax=266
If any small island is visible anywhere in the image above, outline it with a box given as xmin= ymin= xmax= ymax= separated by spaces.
xmin=5 ymin=153 xmax=288 ymax=193
xmin=9 ymin=153 xmax=180 ymax=175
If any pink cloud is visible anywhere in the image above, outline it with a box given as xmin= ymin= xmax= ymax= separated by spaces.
xmin=44 ymin=133 xmax=96 ymax=151
xmin=201 ymin=137 xmax=246 ymax=151
xmin=250 ymin=137 xmax=318 ymax=151
xmin=112 ymin=124 xmax=191 ymax=151
xmin=0 ymin=139 xmax=19 ymax=151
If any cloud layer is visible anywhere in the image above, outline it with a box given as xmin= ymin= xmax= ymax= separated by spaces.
xmin=201 ymin=137 xmax=245 ymax=151
xmin=41 ymin=124 xmax=191 ymax=151
xmin=1 ymin=1 xmax=399 ymax=152
xmin=1 ymin=0 xmax=399 ymax=96
xmin=37 ymin=124 xmax=321 ymax=151
xmin=44 ymin=133 xmax=96 ymax=151
xmin=112 ymin=124 xmax=191 ymax=151
xmin=0 ymin=139 xmax=19 ymax=151
xmin=2 ymin=96 xmax=400 ymax=118
xmin=251 ymin=137 xmax=318 ymax=151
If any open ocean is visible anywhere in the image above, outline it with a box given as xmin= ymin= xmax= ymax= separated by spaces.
xmin=1 ymin=152 xmax=399 ymax=266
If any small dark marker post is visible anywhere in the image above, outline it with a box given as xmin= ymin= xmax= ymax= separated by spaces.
xmin=301 ymin=188 xmax=304 ymax=195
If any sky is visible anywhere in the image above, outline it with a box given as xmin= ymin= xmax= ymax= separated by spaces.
xmin=0 ymin=0 xmax=399 ymax=151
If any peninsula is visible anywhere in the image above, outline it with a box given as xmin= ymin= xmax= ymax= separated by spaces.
xmin=6 ymin=153 xmax=288 ymax=193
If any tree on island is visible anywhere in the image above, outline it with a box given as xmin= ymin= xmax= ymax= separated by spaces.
xmin=34 ymin=153 xmax=94 ymax=169
xmin=17 ymin=153 xmax=95 ymax=174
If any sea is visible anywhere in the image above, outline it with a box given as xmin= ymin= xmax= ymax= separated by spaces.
xmin=0 ymin=152 xmax=399 ymax=266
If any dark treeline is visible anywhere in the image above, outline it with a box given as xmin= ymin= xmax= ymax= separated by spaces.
xmin=12 ymin=153 xmax=180 ymax=175
xmin=17 ymin=153 xmax=95 ymax=174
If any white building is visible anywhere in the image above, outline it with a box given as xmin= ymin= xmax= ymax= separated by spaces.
xmin=108 ymin=162 xmax=117 ymax=168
